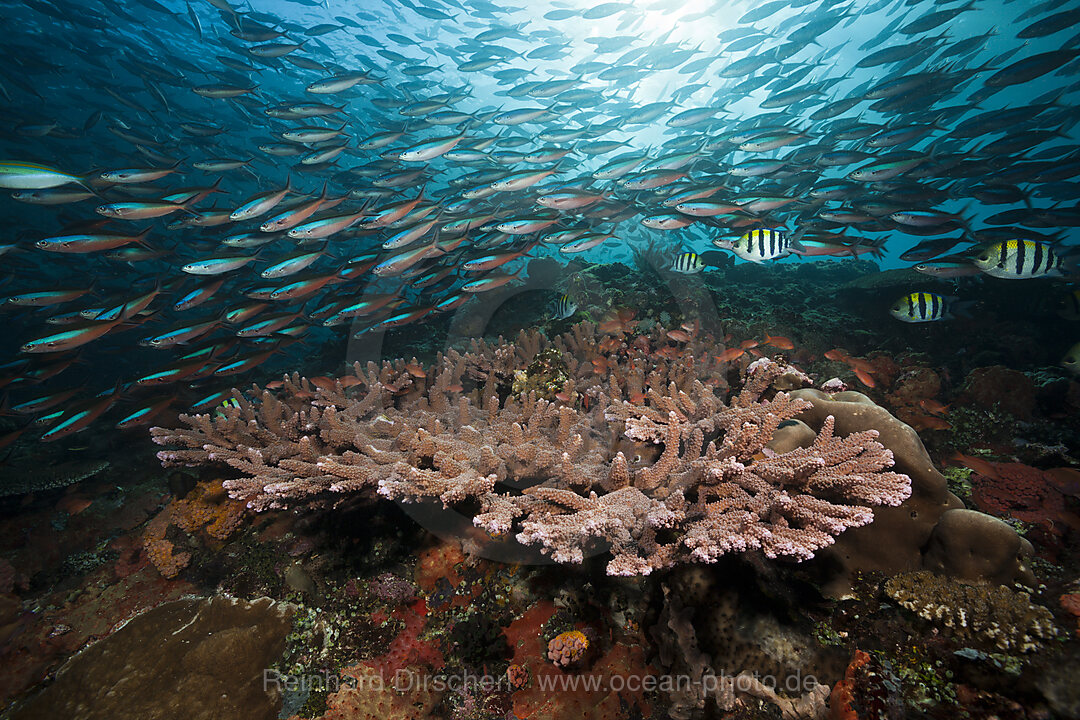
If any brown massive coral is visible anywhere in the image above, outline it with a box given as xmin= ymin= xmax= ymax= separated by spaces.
xmin=151 ymin=322 xmax=911 ymax=575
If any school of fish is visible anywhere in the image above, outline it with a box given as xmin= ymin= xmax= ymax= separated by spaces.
xmin=1 ymin=0 xmax=1079 ymax=443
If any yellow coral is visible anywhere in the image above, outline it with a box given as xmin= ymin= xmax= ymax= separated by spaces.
xmin=171 ymin=479 xmax=248 ymax=540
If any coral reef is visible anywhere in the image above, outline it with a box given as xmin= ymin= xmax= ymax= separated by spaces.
xmin=303 ymin=662 xmax=444 ymax=720
xmin=11 ymin=596 xmax=292 ymax=720
xmin=968 ymin=461 xmax=1080 ymax=555
xmin=829 ymin=649 xmax=904 ymax=720
xmin=0 ymin=459 xmax=109 ymax=496
xmin=884 ymin=571 xmax=1057 ymax=653
xmin=511 ymin=346 xmax=570 ymax=401
xmin=151 ymin=322 xmax=913 ymax=576
xmin=142 ymin=511 xmax=191 ymax=579
xmin=651 ymin=574 xmax=833 ymax=719
xmin=922 ymin=509 xmax=1035 ymax=586
xmin=503 ymin=600 xmax=653 ymax=720
xmin=142 ymin=478 xmax=249 ymax=578
xmin=170 ymin=478 xmax=248 ymax=540
xmin=782 ymin=389 xmax=1034 ymax=593
xmin=3 ymin=254 xmax=1080 ymax=720
xmin=956 ymin=366 xmax=1036 ymax=420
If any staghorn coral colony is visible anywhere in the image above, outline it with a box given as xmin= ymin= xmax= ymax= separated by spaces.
xmin=151 ymin=322 xmax=913 ymax=576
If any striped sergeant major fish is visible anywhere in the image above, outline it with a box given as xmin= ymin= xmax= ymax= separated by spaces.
xmin=973 ymin=239 xmax=1066 ymax=279
xmin=712 ymin=227 xmax=806 ymax=263
xmin=670 ymin=252 xmax=706 ymax=274
xmin=889 ymin=292 xmax=967 ymax=323
xmin=550 ymin=294 xmax=577 ymax=320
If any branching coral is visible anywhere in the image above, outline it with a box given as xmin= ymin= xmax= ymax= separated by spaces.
xmin=151 ymin=322 xmax=911 ymax=575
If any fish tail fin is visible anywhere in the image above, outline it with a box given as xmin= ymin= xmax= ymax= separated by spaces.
xmin=177 ymin=196 xmax=203 ymax=217
xmin=1060 ymin=251 xmax=1080 ymax=279
xmin=788 ymin=226 xmax=808 ymax=254
xmin=134 ymin=227 xmax=156 ymax=247
xmin=697 ymin=250 xmax=728 ymax=268
xmin=75 ymin=172 xmax=99 ymax=194
xmin=240 ymin=164 xmax=260 ymax=183
xmin=947 ymin=299 xmax=977 ymax=320
xmin=428 ymin=228 xmax=444 ymax=255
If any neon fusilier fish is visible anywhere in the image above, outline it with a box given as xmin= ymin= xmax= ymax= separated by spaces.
xmin=0 ymin=161 xmax=90 ymax=190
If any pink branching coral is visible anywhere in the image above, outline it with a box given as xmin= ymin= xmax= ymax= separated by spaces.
xmin=151 ymin=322 xmax=911 ymax=575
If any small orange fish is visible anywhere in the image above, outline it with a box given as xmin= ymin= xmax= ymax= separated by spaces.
xmin=917 ymin=415 xmax=951 ymax=431
xmin=739 ymin=339 xmax=759 ymax=349
xmin=950 ymin=452 xmax=1000 ymax=480
xmin=597 ymin=320 xmax=621 ymax=334
xmin=853 ymin=367 xmax=876 ymax=388
xmin=918 ymin=398 xmax=950 ymax=416
xmin=265 ymin=380 xmax=285 ymax=390
xmin=824 ymin=349 xmax=849 ymax=362
xmin=309 ymin=376 xmax=337 ymax=392
xmin=592 ymin=357 xmax=609 ymax=374
xmin=1045 ymin=468 xmax=1080 ymax=497
xmin=764 ymin=334 xmax=794 ymax=350
xmin=666 ymin=329 xmax=691 ymax=343
xmin=747 ymin=348 xmax=764 ymax=357
xmin=446 ymin=384 xmax=464 ymax=393
xmin=555 ymin=391 xmax=571 ymax=403
xmin=339 ymin=376 xmax=363 ymax=388
xmin=657 ymin=346 xmax=680 ymax=359
xmin=598 ymin=308 xmax=636 ymax=335
xmin=628 ymin=391 xmax=647 ymax=404
xmin=846 ymin=357 xmax=876 ymax=375
xmin=714 ymin=348 xmax=745 ymax=363
xmin=404 ymin=362 xmax=426 ymax=378
xmin=57 ymin=495 xmax=92 ymax=515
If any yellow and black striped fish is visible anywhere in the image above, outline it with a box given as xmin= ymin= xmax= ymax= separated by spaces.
xmin=670 ymin=251 xmax=706 ymax=274
xmin=551 ymin=293 xmax=577 ymax=320
xmin=973 ymin=239 xmax=1064 ymax=279
xmin=890 ymin=292 xmax=955 ymax=323
xmin=713 ymin=228 xmax=802 ymax=263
